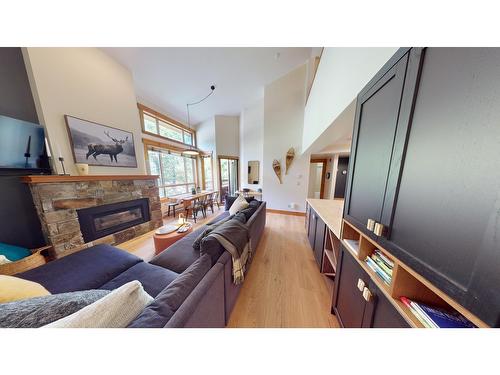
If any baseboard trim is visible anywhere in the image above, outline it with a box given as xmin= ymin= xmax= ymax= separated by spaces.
xmin=267 ymin=209 xmax=306 ymax=217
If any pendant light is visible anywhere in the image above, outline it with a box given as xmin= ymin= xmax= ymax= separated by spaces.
xmin=183 ymin=85 xmax=216 ymax=156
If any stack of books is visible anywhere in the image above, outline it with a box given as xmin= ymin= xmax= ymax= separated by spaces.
xmin=400 ymin=297 xmax=476 ymax=328
xmin=365 ymin=250 xmax=393 ymax=285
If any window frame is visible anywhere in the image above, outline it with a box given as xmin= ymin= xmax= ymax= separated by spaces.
xmin=144 ymin=139 xmax=199 ymax=199
xmin=138 ymin=103 xmax=196 ymax=147
xmin=201 ymin=153 xmax=214 ymax=191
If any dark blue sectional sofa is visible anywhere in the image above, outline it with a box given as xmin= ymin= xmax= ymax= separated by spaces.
xmin=16 ymin=200 xmax=266 ymax=328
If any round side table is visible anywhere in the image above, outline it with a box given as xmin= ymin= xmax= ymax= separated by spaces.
xmin=153 ymin=226 xmax=193 ymax=255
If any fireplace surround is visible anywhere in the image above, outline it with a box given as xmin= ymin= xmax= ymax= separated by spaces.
xmin=22 ymin=175 xmax=162 ymax=257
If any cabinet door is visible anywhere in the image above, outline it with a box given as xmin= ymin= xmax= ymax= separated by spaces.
xmin=344 ymin=52 xmax=409 ymax=235
xmin=362 ymin=280 xmax=410 ymax=328
xmin=314 ymin=217 xmax=326 ymax=267
xmin=333 ymin=246 xmax=370 ymax=328
xmin=308 ymin=210 xmax=317 ymax=250
xmin=380 ymin=48 xmax=500 ymax=326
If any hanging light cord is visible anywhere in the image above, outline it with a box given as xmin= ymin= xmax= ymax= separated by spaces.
xmin=186 ymin=85 xmax=216 ymax=127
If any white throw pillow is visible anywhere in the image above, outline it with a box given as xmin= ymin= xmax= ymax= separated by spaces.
xmin=229 ymin=195 xmax=249 ymax=215
xmin=43 ymin=281 xmax=153 ymax=328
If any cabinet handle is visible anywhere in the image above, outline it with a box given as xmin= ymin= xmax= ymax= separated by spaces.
xmin=373 ymin=223 xmax=385 ymax=236
xmin=357 ymin=278 xmax=365 ymax=291
xmin=367 ymin=219 xmax=375 ymax=231
xmin=362 ymin=287 xmax=372 ymax=302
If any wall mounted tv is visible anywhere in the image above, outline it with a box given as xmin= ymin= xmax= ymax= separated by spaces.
xmin=0 ymin=114 xmax=51 ymax=171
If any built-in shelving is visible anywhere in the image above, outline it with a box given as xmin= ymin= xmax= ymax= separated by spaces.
xmin=341 ymin=219 xmax=489 ymax=328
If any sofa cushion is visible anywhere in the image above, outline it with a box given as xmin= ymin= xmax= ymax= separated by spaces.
xmin=44 ymin=281 xmax=153 ymax=328
xmin=150 ymin=228 xmax=204 ymax=273
xmin=224 ymin=196 xmax=254 ymax=211
xmin=233 ymin=212 xmax=247 ymax=224
xmin=239 ymin=205 xmax=258 ymax=221
xmin=16 ymin=244 xmax=143 ymax=294
xmin=99 ymin=262 xmax=178 ymax=297
xmin=207 ymin=211 xmax=230 ymax=225
xmin=0 ymin=289 xmax=110 ymax=328
xmin=128 ymin=255 xmax=212 ymax=328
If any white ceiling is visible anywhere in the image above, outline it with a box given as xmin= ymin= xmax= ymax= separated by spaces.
xmin=101 ymin=47 xmax=316 ymax=125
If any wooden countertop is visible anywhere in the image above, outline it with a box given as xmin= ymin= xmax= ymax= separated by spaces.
xmin=21 ymin=175 xmax=159 ymax=183
xmin=306 ymin=198 xmax=344 ymax=238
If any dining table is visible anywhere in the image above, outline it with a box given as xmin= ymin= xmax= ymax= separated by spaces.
xmin=176 ymin=190 xmax=215 ymax=208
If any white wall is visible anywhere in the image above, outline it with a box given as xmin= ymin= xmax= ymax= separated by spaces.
xmin=302 ymin=47 xmax=398 ymax=152
xmin=24 ymin=47 xmax=146 ymax=175
xmin=195 ymin=117 xmax=217 ymax=189
xmin=239 ymin=99 xmax=264 ymax=190
xmin=215 ymin=115 xmax=239 ymax=157
xmin=263 ymin=64 xmax=309 ymax=212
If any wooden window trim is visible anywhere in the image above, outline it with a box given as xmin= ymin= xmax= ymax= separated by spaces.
xmin=200 ymin=153 xmax=214 ymax=191
xmin=218 ymin=156 xmax=240 ymax=200
xmin=138 ymin=103 xmax=196 ymax=147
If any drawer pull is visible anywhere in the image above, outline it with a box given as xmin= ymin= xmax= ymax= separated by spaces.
xmin=367 ymin=219 xmax=375 ymax=231
xmin=374 ymin=223 xmax=385 ymax=236
xmin=357 ymin=278 xmax=365 ymax=291
xmin=362 ymin=287 xmax=372 ymax=302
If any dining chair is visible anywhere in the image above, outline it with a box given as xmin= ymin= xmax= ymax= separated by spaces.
xmin=195 ymin=194 xmax=208 ymax=218
xmin=184 ymin=198 xmax=201 ymax=223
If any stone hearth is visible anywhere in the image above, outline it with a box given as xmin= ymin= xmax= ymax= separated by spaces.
xmin=23 ymin=175 xmax=162 ymax=257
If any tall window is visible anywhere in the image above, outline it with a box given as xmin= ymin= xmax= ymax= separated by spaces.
xmin=202 ymin=155 xmax=213 ymax=190
xmin=139 ymin=104 xmax=195 ymax=146
xmin=147 ymin=148 xmax=197 ymax=198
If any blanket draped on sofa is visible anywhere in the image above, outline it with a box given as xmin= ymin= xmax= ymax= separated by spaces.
xmin=206 ymin=221 xmax=251 ymax=284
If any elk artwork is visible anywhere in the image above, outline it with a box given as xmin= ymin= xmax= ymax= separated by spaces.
xmin=86 ymin=131 xmax=129 ymax=163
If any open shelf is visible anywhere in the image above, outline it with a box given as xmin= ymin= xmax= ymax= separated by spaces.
xmin=340 ymin=219 xmax=488 ymax=328
xmin=322 ymin=229 xmax=340 ymax=277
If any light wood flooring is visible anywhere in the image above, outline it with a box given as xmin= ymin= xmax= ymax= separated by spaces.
xmin=227 ymin=212 xmax=339 ymax=328
xmin=119 ymin=210 xmax=339 ymax=328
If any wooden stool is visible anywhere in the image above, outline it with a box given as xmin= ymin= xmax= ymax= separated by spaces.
xmin=167 ymin=202 xmax=179 ymax=217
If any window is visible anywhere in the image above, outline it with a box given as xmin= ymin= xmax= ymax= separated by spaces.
xmin=202 ymin=155 xmax=213 ymax=190
xmin=147 ymin=148 xmax=197 ymax=198
xmin=138 ymin=104 xmax=195 ymax=146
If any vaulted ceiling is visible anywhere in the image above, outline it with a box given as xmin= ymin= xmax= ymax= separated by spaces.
xmin=101 ymin=47 xmax=317 ymax=125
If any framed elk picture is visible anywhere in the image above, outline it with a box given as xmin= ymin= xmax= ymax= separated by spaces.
xmin=65 ymin=115 xmax=137 ymax=168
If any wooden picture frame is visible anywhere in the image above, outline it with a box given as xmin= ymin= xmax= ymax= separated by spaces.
xmin=65 ymin=115 xmax=137 ymax=168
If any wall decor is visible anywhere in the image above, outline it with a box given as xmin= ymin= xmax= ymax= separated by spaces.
xmin=285 ymin=147 xmax=295 ymax=174
xmin=65 ymin=115 xmax=137 ymax=168
xmin=272 ymin=159 xmax=282 ymax=184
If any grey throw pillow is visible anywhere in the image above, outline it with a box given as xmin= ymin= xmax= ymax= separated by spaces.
xmin=0 ymin=289 xmax=110 ymax=328
xmin=192 ymin=215 xmax=234 ymax=251
xmin=233 ymin=212 xmax=247 ymax=224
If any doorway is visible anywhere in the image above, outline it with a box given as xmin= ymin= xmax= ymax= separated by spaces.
xmin=308 ymin=159 xmax=327 ymax=199
xmin=334 ymin=156 xmax=350 ymax=199
xmin=218 ymin=156 xmax=239 ymax=202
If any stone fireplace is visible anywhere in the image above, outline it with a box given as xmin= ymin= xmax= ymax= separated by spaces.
xmin=23 ymin=175 xmax=162 ymax=258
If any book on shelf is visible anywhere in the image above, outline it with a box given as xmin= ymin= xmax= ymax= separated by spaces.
xmin=374 ymin=250 xmax=394 ymax=268
xmin=371 ymin=254 xmax=393 ymax=276
xmin=400 ymin=297 xmax=476 ymax=328
xmin=365 ymin=257 xmax=391 ymax=285
xmin=400 ymin=297 xmax=433 ymax=328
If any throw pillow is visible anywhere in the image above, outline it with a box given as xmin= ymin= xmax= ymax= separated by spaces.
xmin=239 ymin=206 xmax=258 ymax=221
xmin=43 ymin=281 xmax=153 ymax=328
xmin=192 ymin=214 xmax=234 ymax=251
xmin=0 ymin=290 xmax=110 ymax=328
xmin=0 ymin=275 xmax=51 ymax=304
xmin=224 ymin=195 xmax=255 ymax=211
xmin=0 ymin=242 xmax=31 ymax=262
xmin=128 ymin=254 xmax=211 ymax=328
xmin=233 ymin=212 xmax=247 ymax=224
xmin=229 ymin=195 xmax=249 ymax=215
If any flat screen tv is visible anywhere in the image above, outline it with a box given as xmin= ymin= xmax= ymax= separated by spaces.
xmin=0 ymin=114 xmax=50 ymax=171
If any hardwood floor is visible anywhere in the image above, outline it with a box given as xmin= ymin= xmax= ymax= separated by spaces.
xmin=117 ymin=207 xmax=225 ymax=261
xmin=228 ymin=212 xmax=340 ymax=328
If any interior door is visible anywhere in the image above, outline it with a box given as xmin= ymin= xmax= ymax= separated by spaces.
xmin=333 ymin=156 xmax=349 ymax=199
xmin=379 ymin=48 xmax=500 ymax=326
xmin=344 ymin=53 xmax=409 ymax=234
